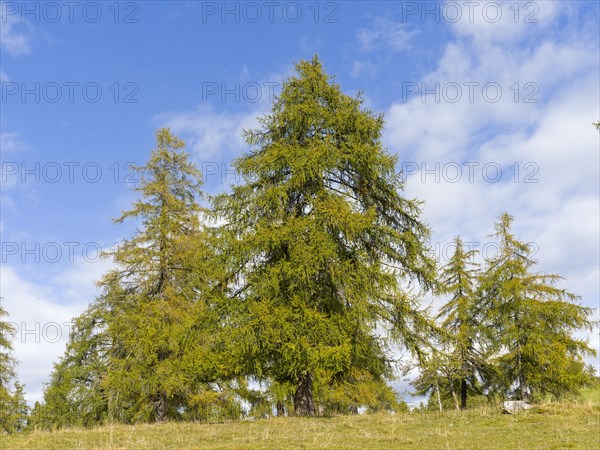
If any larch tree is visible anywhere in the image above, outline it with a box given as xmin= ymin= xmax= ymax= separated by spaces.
xmin=0 ymin=303 xmax=16 ymax=394
xmin=6 ymin=382 xmax=28 ymax=432
xmin=0 ymin=303 xmax=29 ymax=433
xmin=37 ymin=129 xmax=224 ymax=426
xmin=32 ymin=302 xmax=110 ymax=429
xmin=412 ymin=349 xmax=466 ymax=412
xmin=98 ymin=128 xmax=218 ymax=422
xmin=480 ymin=212 xmax=596 ymax=401
xmin=437 ymin=237 xmax=489 ymax=409
xmin=213 ymin=56 xmax=436 ymax=416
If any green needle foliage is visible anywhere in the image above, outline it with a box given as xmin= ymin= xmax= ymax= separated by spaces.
xmin=412 ymin=349 xmax=460 ymax=412
xmin=416 ymin=216 xmax=597 ymax=410
xmin=101 ymin=128 xmax=233 ymax=422
xmin=0 ymin=303 xmax=16 ymax=391
xmin=0 ymin=303 xmax=29 ymax=433
xmin=436 ymin=237 xmax=490 ymax=409
xmin=31 ymin=302 xmax=111 ymax=429
xmin=35 ymin=129 xmax=231 ymax=427
xmin=213 ymin=56 xmax=436 ymax=416
xmin=479 ymin=212 xmax=596 ymax=401
xmin=99 ymin=128 xmax=208 ymax=422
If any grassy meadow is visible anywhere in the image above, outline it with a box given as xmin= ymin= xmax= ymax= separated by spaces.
xmin=4 ymin=389 xmax=599 ymax=449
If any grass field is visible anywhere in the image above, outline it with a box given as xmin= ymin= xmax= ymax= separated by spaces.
xmin=4 ymin=390 xmax=599 ymax=449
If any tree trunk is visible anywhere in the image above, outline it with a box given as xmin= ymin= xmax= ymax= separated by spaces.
xmin=517 ymin=343 xmax=528 ymax=401
xmin=460 ymin=379 xmax=468 ymax=410
xmin=276 ymin=401 xmax=285 ymax=417
xmin=449 ymin=381 xmax=459 ymax=412
xmin=294 ymin=372 xmax=315 ymax=416
xmin=435 ymin=381 xmax=443 ymax=413
xmin=519 ymin=373 xmax=528 ymax=401
xmin=155 ymin=392 xmax=168 ymax=422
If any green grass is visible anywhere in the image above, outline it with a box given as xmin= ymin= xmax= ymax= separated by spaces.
xmin=580 ymin=386 xmax=600 ymax=403
xmin=4 ymin=393 xmax=599 ymax=449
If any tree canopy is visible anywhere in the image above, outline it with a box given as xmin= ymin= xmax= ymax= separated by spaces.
xmin=479 ymin=213 xmax=596 ymax=401
xmin=213 ymin=56 xmax=437 ymax=415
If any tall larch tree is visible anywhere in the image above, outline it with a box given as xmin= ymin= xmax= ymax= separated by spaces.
xmin=480 ymin=212 xmax=596 ymax=401
xmin=214 ymin=56 xmax=436 ymax=416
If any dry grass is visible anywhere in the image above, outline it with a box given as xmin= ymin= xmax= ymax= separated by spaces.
xmin=3 ymin=391 xmax=599 ymax=449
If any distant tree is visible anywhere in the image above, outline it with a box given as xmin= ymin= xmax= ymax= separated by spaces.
xmin=317 ymin=367 xmax=402 ymax=415
xmin=214 ymin=56 xmax=436 ymax=416
xmin=32 ymin=304 xmax=110 ymax=429
xmin=0 ymin=303 xmax=29 ymax=433
xmin=479 ymin=212 xmax=596 ymax=401
xmin=412 ymin=351 xmax=455 ymax=412
xmin=8 ymin=382 xmax=28 ymax=432
xmin=0 ymin=303 xmax=16 ymax=390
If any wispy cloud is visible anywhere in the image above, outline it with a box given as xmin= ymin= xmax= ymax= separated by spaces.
xmin=0 ymin=130 xmax=27 ymax=154
xmin=0 ymin=8 xmax=32 ymax=56
xmin=155 ymin=68 xmax=292 ymax=167
xmin=350 ymin=59 xmax=377 ymax=78
xmin=357 ymin=17 xmax=417 ymax=53
xmin=156 ymin=104 xmax=263 ymax=161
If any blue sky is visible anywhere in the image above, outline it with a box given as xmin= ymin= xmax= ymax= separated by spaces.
xmin=1 ymin=1 xmax=599 ymax=405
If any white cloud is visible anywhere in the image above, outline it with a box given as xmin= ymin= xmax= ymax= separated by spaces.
xmin=0 ymin=130 xmax=27 ymax=154
xmin=357 ymin=17 xmax=417 ymax=53
xmin=156 ymin=104 xmax=264 ymax=162
xmin=1 ymin=260 xmax=108 ymax=404
xmin=2 ymin=265 xmax=96 ymax=403
xmin=154 ymin=67 xmax=294 ymax=164
xmin=382 ymin=2 xmax=599 ymax=343
xmin=385 ymin=27 xmax=596 ymax=159
xmin=0 ymin=8 xmax=32 ymax=56
xmin=299 ymin=35 xmax=323 ymax=54
xmin=449 ymin=1 xmax=562 ymax=45
xmin=154 ymin=66 xmax=296 ymax=194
